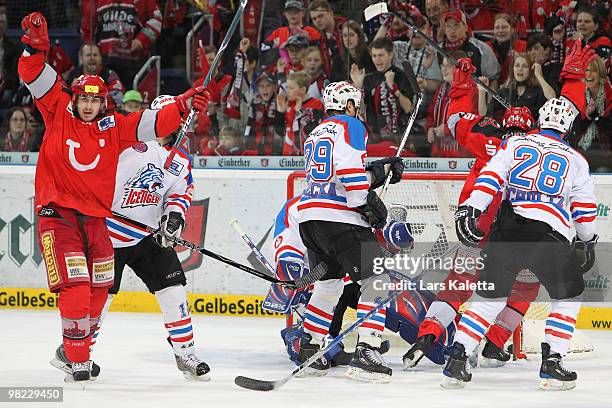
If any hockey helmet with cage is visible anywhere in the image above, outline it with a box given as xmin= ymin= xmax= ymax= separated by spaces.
xmin=538 ymin=98 xmax=577 ymax=134
xmin=72 ymin=75 xmax=108 ymax=115
xmin=502 ymin=106 xmax=534 ymax=132
xmin=323 ymin=81 xmax=362 ymax=113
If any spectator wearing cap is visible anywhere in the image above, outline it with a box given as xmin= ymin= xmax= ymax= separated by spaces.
xmin=351 ymin=38 xmax=414 ymax=144
xmin=566 ymin=5 xmax=611 ymax=59
xmin=64 ymin=43 xmax=125 ymax=112
xmin=0 ymin=107 xmax=31 ymax=152
xmin=486 ymin=13 xmax=527 ymax=85
xmin=122 ymin=90 xmax=144 ymax=113
xmin=242 ymin=73 xmax=283 ymax=155
xmin=440 ymin=9 xmax=501 ymax=89
xmin=0 ymin=8 xmax=22 ymax=107
xmin=425 ymin=0 xmax=449 ymax=42
xmin=225 ymin=38 xmax=260 ymax=134
xmin=309 ymin=0 xmax=345 ymax=80
xmin=527 ymin=33 xmax=562 ymax=93
xmin=568 ymin=56 xmax=612 ymax=171
xmin=264 ymin=0 xmax=320 ymax=49
xmin=277 ymin=35 xmax=309 ymax=74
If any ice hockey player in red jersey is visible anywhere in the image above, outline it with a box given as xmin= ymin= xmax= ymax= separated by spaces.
xmin=18 ymin=12 xmax=209 ymax=382
xmin=446 ymin=43 xmax=599 ymax=391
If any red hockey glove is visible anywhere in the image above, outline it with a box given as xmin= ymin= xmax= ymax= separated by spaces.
xmin=174 ymin=86 xmax=210 ymax=114
xmin=450 ymin=58 xmax=476 ymax=97
xmin=20 ymin=12 xmax=50 ymax=52
xmin=560 ymin=41 xmax=596 ymax=81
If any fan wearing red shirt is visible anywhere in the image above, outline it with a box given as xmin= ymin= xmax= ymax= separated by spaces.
xmin=18 ymin=12 xmax=210 ymax=382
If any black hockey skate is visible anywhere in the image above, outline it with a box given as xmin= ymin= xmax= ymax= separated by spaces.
xmin=403 ymin=334 xmax=436 ymax=369
xmin=441 ymin=342 xmax=472 ymax=389
xmin=479 ymin=339 xmax=511 ymax=368
xmin=71 ymin=361 xmax=91 ymax=382
xmin=539 ymin=342 xmax=576 ymax=391
xmin=174 ymin=353 xmax=211 ymax=381
xmin=346 ymin=342 xmax=392 ymax=383
xmin=296 ymin=333 xmax=330 ymax=376
xmin=332 ymin=339 xmax=390 ymax=366
xmin=49 ymin=344 xmax=100 ymax=381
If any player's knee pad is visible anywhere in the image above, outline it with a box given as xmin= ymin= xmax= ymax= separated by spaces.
xmin=59 ymin=284 xmax=91 ymax=318
xmin=313 ymin=278 xmax=344 ymax=302
xmin=155 ymin=285 xmax=190 ymax=322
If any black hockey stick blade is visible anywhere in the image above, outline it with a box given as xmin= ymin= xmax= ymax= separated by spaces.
xmin=293 ymin=262 xmax=327 ymax=288
xmin=402 ymin=60 xmax=423 ymax=100
xmin=234 ymin=375 xmax=289 ymax=392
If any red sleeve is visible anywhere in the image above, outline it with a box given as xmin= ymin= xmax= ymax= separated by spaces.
xmin=117 ymin=103 xmax=183 ymax=143
xmin=560 ymin=78 xmax=587 ymax=118
xmin=304 ymin=26 xmax=321 ymax=41
xmin=18 ymin=51 xmax=69 ymax=122
xmin=136 ymin=0 xmax=163 ymax=50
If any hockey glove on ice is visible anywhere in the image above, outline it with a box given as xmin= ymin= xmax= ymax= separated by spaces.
xmin=573 ymin=234 xmax=598 ymax=273
xmin=366 ymin=157 xmax=404 ymax=190
xmin=21 ymin=12 xmax=50 ymax=53
xmin=359 ymin=190 xmax=388 ymax=229
xmin=454 ymin=205 xmax=484 ymax=247
xmin=155 ymin=211 xmax=185 ymax=248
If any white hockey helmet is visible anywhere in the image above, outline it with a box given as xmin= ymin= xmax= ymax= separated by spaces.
xmin=323 ymin=81 xmax=362 ymax=112
xmin=150 ymin=94 xmax=176 ymax=110
xmin=538 ymin=98 xmax=577 ymax=134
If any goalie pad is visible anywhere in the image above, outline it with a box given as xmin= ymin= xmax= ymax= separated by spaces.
xmin=263 ymin=258 xmax=311 ymax=314
xmin=281 ymin=324 xmax=349 ymax=366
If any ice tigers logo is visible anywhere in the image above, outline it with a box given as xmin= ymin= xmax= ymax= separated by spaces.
xmin=121 ymin=163 xmax=165 ymax=208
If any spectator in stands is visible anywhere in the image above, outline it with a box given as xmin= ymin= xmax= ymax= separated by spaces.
xmin=0 ymin=107 xmax=31 ymax=152
xmin=487 ymin=13 xmax=527 ymax=85
xmin=276 ymin=35 xmax=309 ymax=75
xmin=544 ymin=15 xmax=568 ymax=82
xmin=225 ymin=38 xmax=259 ymax=132
xmin=303 ymin=47 xmax=327 ymax=100
xmin=425 ymin=0 xmax=449 ymax=42
xmin=264 ymin=0 xmax=320 ymax=48
xmin=243 ymin=73 xmax=282 ymax=155
xmin=527 ymin=33 xmax=562 ymax=93
xmin=64 ymin=43 xmax=125 ymax=111
xmin=276 ymin=71 xmax=324 ymax=155
xmin=426 ymin=51 xmax=472 ymax=158
xmin=339 ymin=20 xmax=375 ymax=77
xmin=566 ymin=5 xmax=611 ymax=59
xmin=215 ymin=126 xmax=242 ymax=155
xmin=440 ymin=9 xmax=501 ymax=89
xmin=511 ymin=0 xmax=557 ymax=34
xmin=568 ymin=56 xmax=612 ymax=172
xmin=376 ymin=5 xmax=411 ymax=43
xmin=480 ymin=53 xmax=556 ymax=121
xmin=0 ymin=8 xmax=22 ymax=107
xmin=81 ymin=0 xmax=162 ymax=86
xmin=351 ymin=38 xmax=414 ymax=144
xmin=121 ymin=90 xmax=144 ymax=113
xmin=309 ymin=0 xmax=345 ymax=80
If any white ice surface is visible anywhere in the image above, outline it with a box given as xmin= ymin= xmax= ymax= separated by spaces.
xmin=1 ymin=310 xmax=611 ymax=408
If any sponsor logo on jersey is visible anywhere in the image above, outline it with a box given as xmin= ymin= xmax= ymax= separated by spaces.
xmin=65 ymin=253 xmax=89 ymax=281
xmin=41 ymin=231 xmax=61 ymax=287
xmin=121 ymin=163 xmax=165 ymax=208
xmin=167 ymin=160 xmax=184 ymax=176
xmin=132 ymin=142 xmax=148 ymax=153
xmin=92 ymin=257 xmax=114 ymax=285
xmin=97 ymin=115 xmax=116 ymax=131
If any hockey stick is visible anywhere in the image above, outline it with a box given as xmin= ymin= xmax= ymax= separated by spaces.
xmin=364 ymin=2 xmax=510 ymax=109
xmin=230 ymin=218 xmax=276 ymax=275
xmin=379 ymin=61 xmax=424 ymax=200
xmin=110 ymin=211 xmax=319 ymax=289
xmin=164 ymin=0 xmax=249 ymax=169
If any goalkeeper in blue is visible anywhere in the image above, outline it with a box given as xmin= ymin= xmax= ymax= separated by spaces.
xmin=447 ymin=96 xmax=598 ymax=391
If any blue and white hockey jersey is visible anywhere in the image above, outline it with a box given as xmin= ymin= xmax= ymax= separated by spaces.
xmin=107 ymin=141 xmax=194 ymax=248
xmin=464 ymin=130 xmax=597 ymax=242
xmin=298 ymin=114 xmax=370 ymax=227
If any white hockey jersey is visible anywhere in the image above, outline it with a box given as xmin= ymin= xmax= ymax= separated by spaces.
xmin=298 ymin=114 xmax=370 ymax=227
xmin=464 ymin=130 xmax=597 ymax=242
xmin=273 ymin=195 xmax=308 ymax=265
xmin=107 ymin=141 xmax=194 ymax=248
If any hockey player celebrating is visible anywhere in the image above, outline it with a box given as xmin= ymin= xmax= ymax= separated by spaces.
xmin=18 ymin=12 xmax=209 ymax=382
xmin=297 ymin=81 xmax=404 ymax=382
xmin=447 ymin=52 xmax=599 ymax=389
xmin=51 ymin=95 xmax=210 ymax=381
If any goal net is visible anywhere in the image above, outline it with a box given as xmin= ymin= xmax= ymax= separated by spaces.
xmin=287 ymin=171 xmax=594 ymax=358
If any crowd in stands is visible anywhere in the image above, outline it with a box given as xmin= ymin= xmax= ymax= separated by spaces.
xmin=0 ymin=0 xmax=610 ymax=171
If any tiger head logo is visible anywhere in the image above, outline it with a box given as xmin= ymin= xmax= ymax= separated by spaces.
xmin=121 ymin=164 xmax=165 ymax=208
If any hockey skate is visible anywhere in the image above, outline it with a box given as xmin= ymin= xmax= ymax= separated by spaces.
xmin=332 ymin=339 xmax=390 ymax=366
xmin=539 ymin=342 xmax=576 ymax=391
xmin=346 ymin=342 xmax=392 ymax=383
xmin=174 ymin=352 xmax=211 ymax=382
xmin=50 ymin=344 xmax=100 ymax=381
xmin=479 ymin=339 xmax=511 ymax=368
xmin=441 ymin=342 xmax=472 ymax=389
xmin=296 ymin=333 xmax=330 ymax=377
xmin=403 ymin=334 xmax=436 ymax=369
